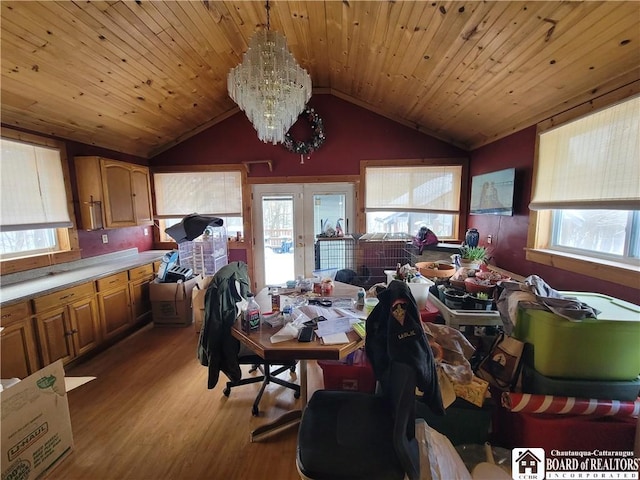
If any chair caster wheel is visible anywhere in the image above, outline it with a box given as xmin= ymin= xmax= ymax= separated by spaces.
xmin=223 ymin=387 xmax=230 ymax=397
xmin=252 ymin=406 xmax=259 ymax=416
xmin=294 ymin=391 xmax=301 ymax=399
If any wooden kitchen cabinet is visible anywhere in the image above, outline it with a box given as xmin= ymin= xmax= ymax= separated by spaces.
xmin=0 ymin=301 xmax=39 ymax=379
xmin=33 ymin=282 xmax=100 ymax=366
xmin=97 ymin=272 xmax=132 ymax=340
xmin=129 ymin=264 xmax=154 ymax=325
xmin=74 ymin=156 xmax=153 ymax=230
xmin=130 ymin=166 xmax=154 ymax=225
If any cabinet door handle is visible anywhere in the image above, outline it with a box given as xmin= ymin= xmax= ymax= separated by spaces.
xmin=65 ymin=329 xmax=78 ymax=336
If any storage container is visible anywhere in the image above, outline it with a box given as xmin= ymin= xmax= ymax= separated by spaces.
xmin=420 ymin=300 xmax=441 ymax=323
xmin=494 ymin=410 xmax=637 ymax=452
xmin=407 ymin=279 xmax=434 ymax=310
xmin=429 ymin=292 xmax=503 ymax=329
xmin=514 ymin=292 xmax=640 ymax=381
xmin=521 ymin=363 xmax=640 ymax=401
xmin=318 ymin=350 xmax=376 ymax=393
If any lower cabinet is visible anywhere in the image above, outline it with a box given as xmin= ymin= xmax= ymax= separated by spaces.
xmin=4 ymin=262 xmax=156 ymax=372
xmin=34 ymin=282 xmax=100 ymax=366
xmin=69 ymin=296 xmax=101 ymax=357
xmin=128 ymin=264 xmax=154 ymax=325
xmin=0 ymin=301 xmax=39 ymax=379
xmin=97 ymin=271 xmax=132 ymax=340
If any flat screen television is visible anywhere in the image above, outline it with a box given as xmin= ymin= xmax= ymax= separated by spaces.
xmin=470 ymin=168 xmax=515 ymax=216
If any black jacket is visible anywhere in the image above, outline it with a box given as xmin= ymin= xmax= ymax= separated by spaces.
xmin=197 ymin=262 xmax=251 ymax=389
xmin=365 ymin=280 xmax=445 ymax=415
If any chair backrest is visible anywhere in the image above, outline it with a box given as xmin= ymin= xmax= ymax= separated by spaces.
xmin=197 ymin=262 xmax=251 ymax=388
xmin=379 ymin=361 xmax=420 ymax=480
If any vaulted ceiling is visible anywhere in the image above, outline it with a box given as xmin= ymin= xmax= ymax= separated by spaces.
xmin=1 ymin=1 xmax=638 ymax=158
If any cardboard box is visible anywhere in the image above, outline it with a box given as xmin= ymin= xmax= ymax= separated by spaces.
xmin=150 ymin=275 xmax=201 ymax=327
xmin=1 ymin=360 xmax=73 ymax=480
xmin=192 ymin=275 xmax=214 ymax=333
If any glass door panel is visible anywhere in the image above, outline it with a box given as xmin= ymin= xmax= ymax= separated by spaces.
xmin=252 ymin=183 xmax=354 ymax=291
xmin=261 ymin=195 xmax=295 ymax=285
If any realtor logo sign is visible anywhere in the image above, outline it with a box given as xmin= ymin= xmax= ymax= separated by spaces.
xmin=512 ymin=448 xmax=545 ymax=480
xmin=512 ymin=447 xmax=639 ymax=479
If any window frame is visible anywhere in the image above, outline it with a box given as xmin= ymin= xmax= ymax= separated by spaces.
xmin=0 ymin=128 xmax=80 ymax=275
xmin=526 ymin=86 xmax=640 ymax=287
xmin=151 ymin=165 xmax=248 ymax=249
xmin=358 ymin=158 xmax=469 ymax=240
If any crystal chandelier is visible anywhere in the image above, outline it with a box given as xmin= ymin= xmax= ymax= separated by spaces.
xmin=227 ymin=1 xmax=312 ymax=145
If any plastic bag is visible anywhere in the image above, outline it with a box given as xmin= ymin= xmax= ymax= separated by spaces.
xmin=417 ymin=419 xmax=472 ymax=480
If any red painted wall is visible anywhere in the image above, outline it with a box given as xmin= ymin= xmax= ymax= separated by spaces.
xmin=152 ymin=94 xmax=466 ymax=173
xmin=469 ymin=127 xmax=638 ymax=304
xmin=153 ymin=94 xmax=637 ymax=303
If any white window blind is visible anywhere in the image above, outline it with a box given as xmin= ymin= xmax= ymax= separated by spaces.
xmin=365 ymin=165 xmax=462 ymax=213
xmin=530 ymin=95 xmax=640 ymax=210
xmin=1 ymin=138 xmax=72 ymax=231
xmin=154 ymin=171 xmax=242 ymax=218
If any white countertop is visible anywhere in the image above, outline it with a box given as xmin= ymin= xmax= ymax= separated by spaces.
xmin=0 ymin=249 xmax=169 ymax=306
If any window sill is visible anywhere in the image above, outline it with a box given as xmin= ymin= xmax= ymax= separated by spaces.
xmin=525 ymin=248 xmax=639 ymax=287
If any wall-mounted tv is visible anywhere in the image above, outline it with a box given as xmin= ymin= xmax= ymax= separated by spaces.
xmin=470 ymin=168 xmax=515 ymax=216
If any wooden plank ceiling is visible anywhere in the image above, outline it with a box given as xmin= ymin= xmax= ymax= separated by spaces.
xmin=1 ymin=1 xmax=639 ymax=158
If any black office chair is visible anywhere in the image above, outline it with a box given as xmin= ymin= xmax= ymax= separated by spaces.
xmin=296 ymin=361 xmax=420 ymax=480
xmin=198 ymin=261 xmax=300 ymax=416
xmin=223 ymin=348 xmax=300 ymax=416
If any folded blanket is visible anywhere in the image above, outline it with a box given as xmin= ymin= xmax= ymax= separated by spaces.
xmin=497 ymin=274 xmax=600 ymax=334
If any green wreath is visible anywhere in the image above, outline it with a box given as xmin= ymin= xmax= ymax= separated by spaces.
xmin=282 ymin=107 xmax=326 ymax=155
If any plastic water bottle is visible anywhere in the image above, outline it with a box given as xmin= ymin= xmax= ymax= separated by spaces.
xmin=356 ymin=288 xmax=365 ymax=307
xmin=244 ymin=293 xmax=261 ymax=332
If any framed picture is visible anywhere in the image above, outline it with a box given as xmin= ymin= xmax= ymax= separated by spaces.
xmin=470 ymin=168 xmax=515 ymax=216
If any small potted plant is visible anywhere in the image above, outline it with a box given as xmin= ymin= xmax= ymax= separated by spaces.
xmin=458 ymin=245 xmax=487 ymax=270
xmin=465 ymin=291 xmax=494 ymax=311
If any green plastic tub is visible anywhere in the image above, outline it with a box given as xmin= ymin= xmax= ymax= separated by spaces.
xmin=513 ymin=292 xmax=640 ymax=381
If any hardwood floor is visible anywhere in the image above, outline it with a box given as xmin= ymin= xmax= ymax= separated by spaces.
xmin=51 ymin=323 xmax=324 ymax=480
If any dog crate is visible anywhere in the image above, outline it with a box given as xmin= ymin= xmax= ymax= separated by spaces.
xmin=355 ymin=233 xmax=412 ymax=287
xmin=178 ymin=226 xmax=228 ymax=276
xmin=315 ymin=235 xmax=357 ymax=271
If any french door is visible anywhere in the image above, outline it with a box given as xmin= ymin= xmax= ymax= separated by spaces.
xmin=251 ymin=183 xmax=355 ymax=289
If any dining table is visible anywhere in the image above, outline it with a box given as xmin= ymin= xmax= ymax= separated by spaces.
xmin=231 ymin=281 xmax=365 ymax=442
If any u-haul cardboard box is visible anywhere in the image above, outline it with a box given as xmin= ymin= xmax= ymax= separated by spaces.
xmin=1 ymin=360 xmax=73 ymax=480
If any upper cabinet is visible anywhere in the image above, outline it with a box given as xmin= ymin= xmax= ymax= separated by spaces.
xmin=75 ymin=156 xmax=153 ymax=230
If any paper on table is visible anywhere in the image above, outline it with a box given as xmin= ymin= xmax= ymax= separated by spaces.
xmin=270 ymin=322 xmax=299 ymax=343
xmin=333 ymin=307 xmax=367 ymax=320
xmin=322 ymin=332 xmax=350 ymax=345
xmin=316 ymin=317 xmax=353 ymax=337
